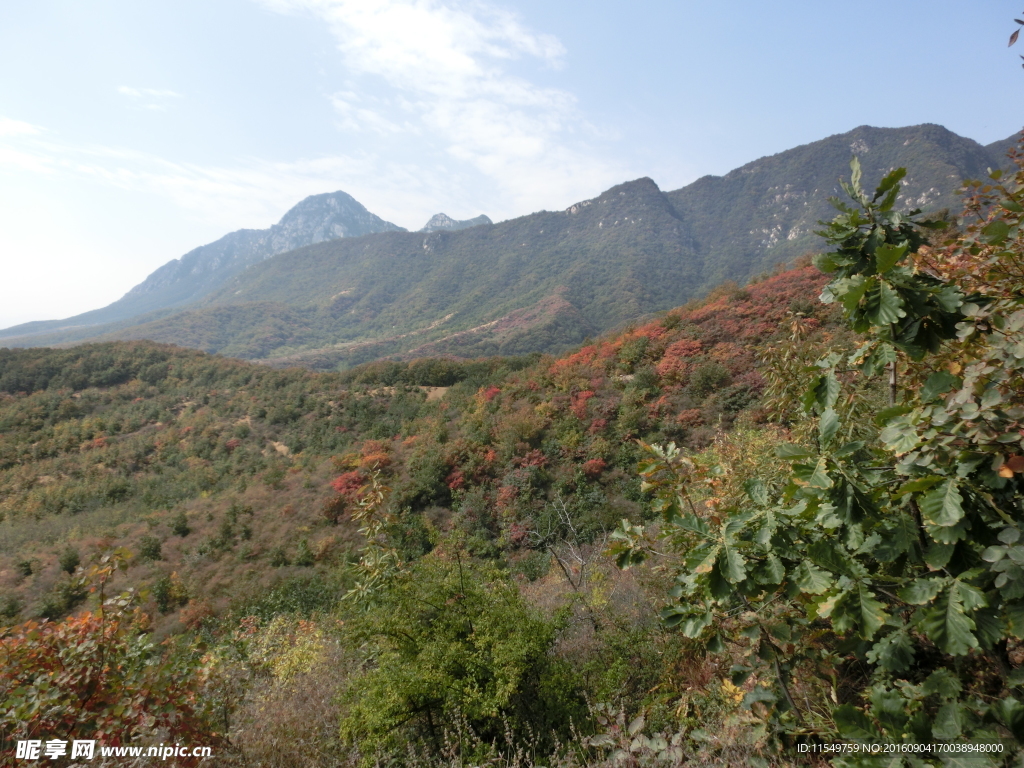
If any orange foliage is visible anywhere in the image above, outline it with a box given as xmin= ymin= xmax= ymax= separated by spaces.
xmin=0 ymin=610 xmax=218 ymax=758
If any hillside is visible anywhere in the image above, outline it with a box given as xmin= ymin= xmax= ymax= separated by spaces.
xmin=0 ymin=261 xmax=850 ymax=766
xmin=0 ymin=190 xmax=404 ymax=342
xmin=2 ymin=124 xmax=1018 ymax=370
xmin=5 ymin=133 xmax=1024 ymax=768
xmin=0 ymin=263 xmax=833 ymax=632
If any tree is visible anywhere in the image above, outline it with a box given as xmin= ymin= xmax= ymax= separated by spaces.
xmin=338 ymin=555 xmax=581 ymax=761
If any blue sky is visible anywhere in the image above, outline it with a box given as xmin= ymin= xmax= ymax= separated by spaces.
xmin=1 ymin=0 xmax=1021 ymax=328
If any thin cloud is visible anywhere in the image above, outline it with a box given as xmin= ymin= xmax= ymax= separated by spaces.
xmin=0 ymin=116 xmax=462 ymax=230
xmin=0 ymin=2 xmax=629 ymax=245
xmin=0 ymin=116 xmax=43 ymax=138
xmin=118 ymin=86 xmax=183 ymax=112
xmin=257 ymin=0 xmax=626 ymax=211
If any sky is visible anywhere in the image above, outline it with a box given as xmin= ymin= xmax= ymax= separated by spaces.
xmin=1 ymin=0 xmax=1021 ymax=329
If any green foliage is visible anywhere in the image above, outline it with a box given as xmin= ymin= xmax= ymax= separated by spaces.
xmin=57 ymin=546 xmax=80 ymax=575
xmin=139 ymin=535 xmax=163 ymax=561
xmin=152 ymin=572 xmax=189 ymax=614
xmin=338 ymin=555 xmax=582 ymax=760
xmin=38 ymin=578 xmax=88 ymax=620
xmin=268 ymin=546 xmax=291 ymax=568
xmin=293 ymin=539 xmax=315 ymax=567
xmin=171 ymin=511 xmax=191 ymax=537
xmin=618 ymin=156 xmax=1024 ymax=757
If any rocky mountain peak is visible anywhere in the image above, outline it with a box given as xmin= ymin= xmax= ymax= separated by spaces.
xmin=273 ymin=191 xmax=406 ymax=250
xmin=419 ymin=213 xmax=492 ymax=233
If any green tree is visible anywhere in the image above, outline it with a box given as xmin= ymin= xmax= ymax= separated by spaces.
xmin=338 ymin=555 xmax=581 ymax=762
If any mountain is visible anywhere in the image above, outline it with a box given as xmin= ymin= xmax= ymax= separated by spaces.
xmin=84 ymin=176 xmax=702 ymax=368
xmin=2 ymin=124 xmax=1019 ymax=369
xmin=664 ymin=123 xmax=1017 ymax=289
xmin=419 ymin=213 xmax=493 ymax=232
xmin=0 ymin=191 xmax=404 ymax=341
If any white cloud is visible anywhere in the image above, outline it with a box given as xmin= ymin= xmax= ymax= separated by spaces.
xmin=118 ymin=86 xmax=183 ymax=111
xmin=0 ymin=2 xmax=628 ymax=249
xmin=0 ymin=115 xmax=453 ymax=231
xmin=257 ymin=0 xmax=625 ymax=212
xmin=0 ymin=116 xmax=43 ymax=138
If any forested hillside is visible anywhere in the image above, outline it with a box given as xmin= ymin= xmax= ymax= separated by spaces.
xmin=1 ymin=263 xmax=838 ymax=765
xmin=2 ymin=125 xmax=1015 ymax=371
xmin=4 ymin=142 xmax=1024 ymax=768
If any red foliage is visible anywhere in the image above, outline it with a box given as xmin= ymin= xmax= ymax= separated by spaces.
xmin=359 ymin=439 xmax=391 ymax=470
xmin=570 ymin=390 xmax=595 ymax=419
xmin=495 ymin=485 xmax=518 ymax=511
xmin=582 ymin=458 xmax=607 ymax=479
xmin=515 ymin=449 xmax=547 ymax=468
xmin=446 ymin=469 xmax=466 ymax=490
xmin=483 ymin=386 xmax=501 ymax=402
xmin=330 ymin=471 xmax=364 ymax=500
xmin=507 ymin=522 xmax=530 ymax=547
xmin=676 ymin=409 xmax=704 ymax=427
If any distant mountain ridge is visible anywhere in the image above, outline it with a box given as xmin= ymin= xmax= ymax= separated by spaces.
xmin=419 ymin=213 xmax=492 ymax=233
xmin=2 ymin=123 xmax=1019 ymax=369
xmin=0 ymin=190 xmax=404 ymax=340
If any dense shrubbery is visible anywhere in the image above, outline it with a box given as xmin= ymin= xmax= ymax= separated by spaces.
xmin=0 ymin=261 xmax=835 ymax=765
xmin=613 ymin=150 xmax=1024 ymax=760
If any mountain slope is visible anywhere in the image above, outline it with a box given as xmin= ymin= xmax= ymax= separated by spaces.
xmin=0 ymin=191 xmax=404 ymax=341
xmin=90 ymin=177 xmax=701 ymax=367
xmin=3 ymin=124 xmax=1019 ymax=369
xmin=664 ymin=123 xmax=1012 ymax=288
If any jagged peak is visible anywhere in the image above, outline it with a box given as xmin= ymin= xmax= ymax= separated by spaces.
xmin=419 ymin=213 xmax=492 ymax=233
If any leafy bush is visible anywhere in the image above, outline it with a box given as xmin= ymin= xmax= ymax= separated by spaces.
xmin=139 ymin=535 xmax=163 ymax=562
xmin=171 ymin=511 xmax=191 ymax=537
xmin=58 ymin=547 xmax=80 ymax=575
xmin=1 ymin=554 xmax=220 ymax=760
xmin=152 ymin=572 xmax=189 ymax=614
xmin=338 ymin=556 xmax=583 ymax=760
xmin=293 ymin=539 xmax=315 ymax=567
xmin=38 ymin=578 xmax=87 ymax=620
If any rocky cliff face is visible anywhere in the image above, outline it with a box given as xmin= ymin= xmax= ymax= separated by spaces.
xmin=419 ymin=213 xmax=492 ymax=233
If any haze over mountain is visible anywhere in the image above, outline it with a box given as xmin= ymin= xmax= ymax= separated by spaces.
xmin=2 ymin=123 xmax=1019 ymax=370
xmin=0 ymin=191 xmax=404 ymax=340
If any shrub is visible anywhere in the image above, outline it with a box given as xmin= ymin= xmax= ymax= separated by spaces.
xmin=139 ymin=536 xmax=163 ymax=562
xmin=38 ymin=579 xmax=87 ymax=620
xmin=152 ymin=572 xmax=189 ymax=614
xmin=58 ymin=547 xmax=80 ymax=575
xmin=171 ymin=511 xmax=191 ymax=537
xmin=269 ymin=546 xmax=291 ymax=568
xmin=0 ymin=607 xmax=218 ymax=759
xmin=293 ymin=540 xmax=315 ymax=567
xmin=684 ymin=361 xmax=729 ymax=398
xmin=338 ymin=556 xmax=583 ymax=760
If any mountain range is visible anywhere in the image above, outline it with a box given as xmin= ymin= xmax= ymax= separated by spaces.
xmin=1 ymin=123 xmax=1018 ymax=369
